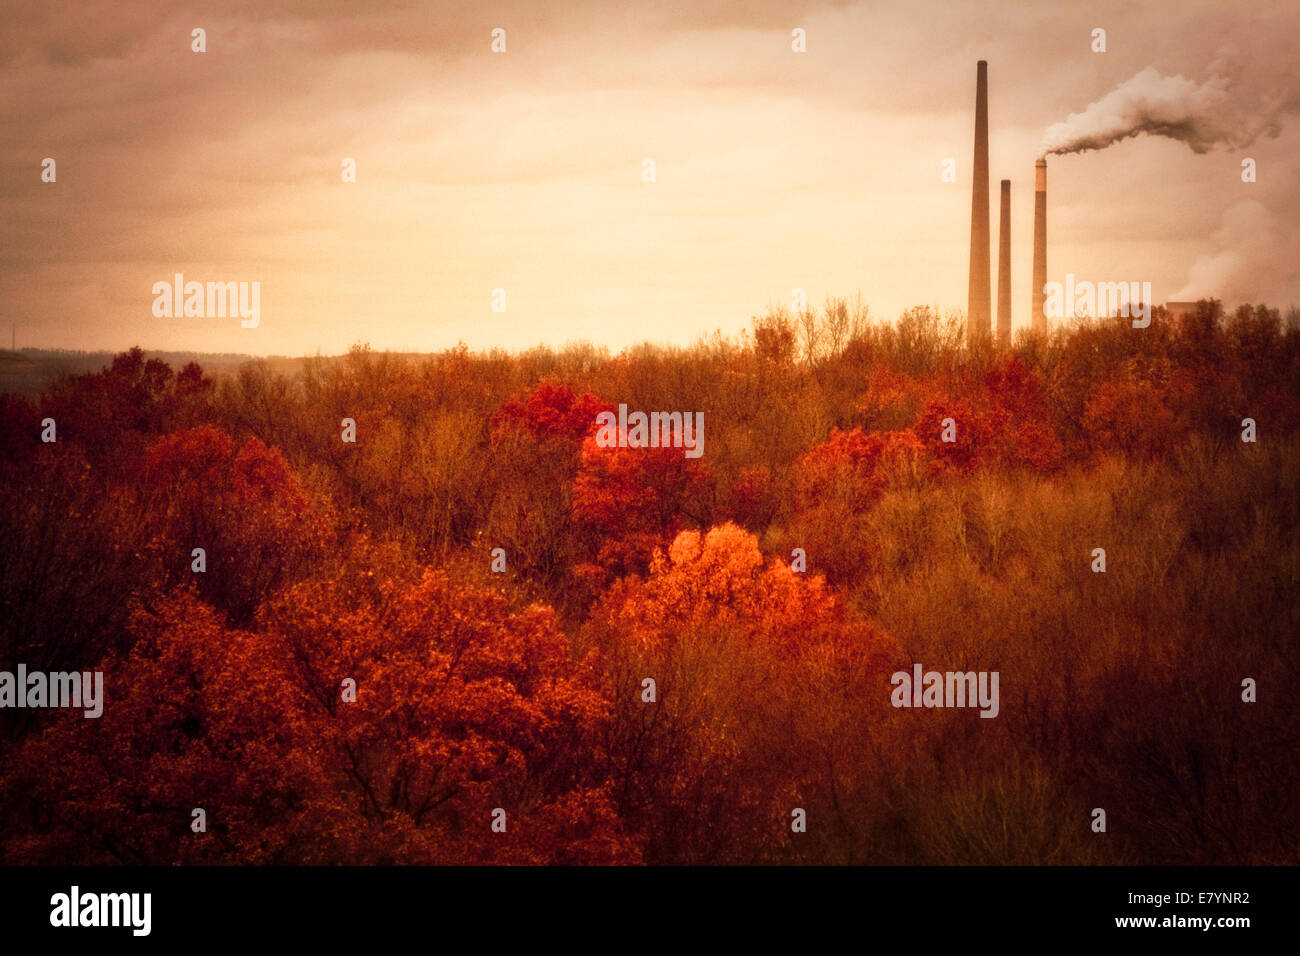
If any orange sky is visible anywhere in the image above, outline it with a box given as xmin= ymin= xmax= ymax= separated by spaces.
xmin=3 ymin=0 xmax=1298 ymax=356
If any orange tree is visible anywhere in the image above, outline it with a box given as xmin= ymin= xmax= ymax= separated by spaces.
xmin=581 ymin=523 xmax=902 ymax=863
xmin=1 ymin=546 xmax=636 ymax=865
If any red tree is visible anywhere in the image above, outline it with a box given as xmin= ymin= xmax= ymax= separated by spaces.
xmin=1 ymin=560 xmax=638 ymax=865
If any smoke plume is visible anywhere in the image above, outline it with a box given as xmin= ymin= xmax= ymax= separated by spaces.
xmin=1040 ymin=66 xmax=1282 ymax=157
xmin=1172 ymin=200 xmax=1300 ymax=306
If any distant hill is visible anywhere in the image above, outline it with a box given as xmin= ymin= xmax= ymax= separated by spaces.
xmin=0 ymin=349 xmax=274 ymax=398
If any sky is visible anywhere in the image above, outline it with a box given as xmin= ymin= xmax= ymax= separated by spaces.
xmin=2 ymin=0 xmax=1298 ymax=356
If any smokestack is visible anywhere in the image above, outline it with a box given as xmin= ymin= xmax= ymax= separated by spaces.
xmin=997 ymin=179 xmax=1011 ymax=348
xmin=967 ymin=60 xmax=990 ymax=348
xmin=1031 ymin=158 xmax=1047 ymax=336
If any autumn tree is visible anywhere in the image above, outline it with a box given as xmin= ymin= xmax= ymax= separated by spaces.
xmin=486 ymin=382 xmax=611 ymax=594
xmin=914 ymin=357 xmax=1062 ymax=473
xmin=133 ymin=424 xmax=334 ymax=625
xmin=582 ymin=523 xmax=901 ymax=863
xmin=572 ymin=436 xmax=711 ymax=585
xmin=1081 ymin=362 xmax=1187 ymax=459
xmin=2 ymin=552 xmax=637 ymax=865
xmin=36 ymin=348 xmax=213 ymax=471
xmin=784 ymin=427 xmax=929 ymax=582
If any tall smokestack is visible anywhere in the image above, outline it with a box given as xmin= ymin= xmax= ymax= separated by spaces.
xmin=997 ymin=179 xmax=1011 ymax=348
xmin=1032 ymin=157 xmax=1047 ymax=336
xmin=967 ymin=60 xmax=990 ymax=348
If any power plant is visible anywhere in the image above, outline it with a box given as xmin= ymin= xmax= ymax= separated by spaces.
xmin=966 ymin=61 xmax=991 ymax=347
xmin=1032 ymin=157 xmax=1047 ymax=336
xmin=966 ymin=61 xmax=1050 ymax=346
xmin=997 ymin=179 xmax=1011 ymax=348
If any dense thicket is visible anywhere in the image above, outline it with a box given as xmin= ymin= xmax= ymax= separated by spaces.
xmin=2 ymin=299 xmax=1297 ymax=864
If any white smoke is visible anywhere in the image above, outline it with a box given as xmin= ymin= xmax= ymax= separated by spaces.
xmin=1040 ymin=66 xmax=1283 ymax=157
xmin=1173 ymin=200 xmax=1300 ymax=306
